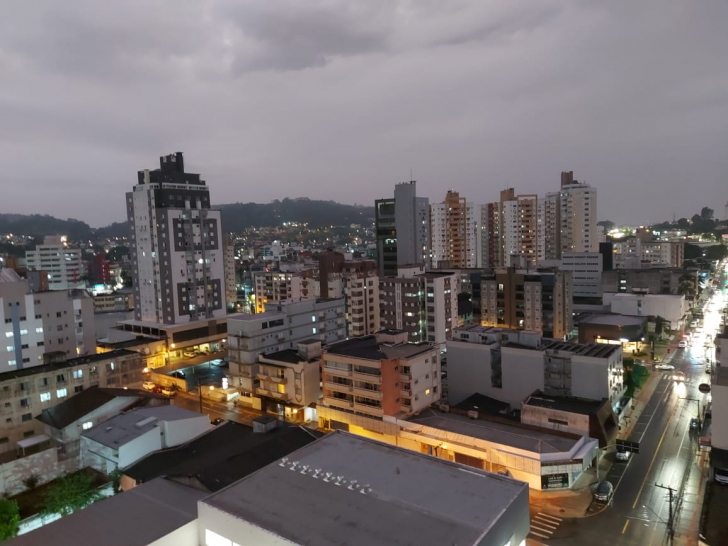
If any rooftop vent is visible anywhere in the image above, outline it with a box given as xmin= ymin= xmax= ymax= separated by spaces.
xmin=135 ymin=416 xmax=157 ymax=428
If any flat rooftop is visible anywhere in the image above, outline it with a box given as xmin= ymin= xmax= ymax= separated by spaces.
xmin=82 ymin=405 xmax=201 ymax=448
xmin=578 ymin=313 xmax=647 ymax=327
xmin=539 ymin=339 xmax=621 ymax=358
xmin=10 ymin=478 xmax=205 ymax=546
xmin=325 ymin=335 xmax=434 ymax=361
xmin=0 ymin=349 xmax=136 ymax=382
xmin=202 ymin=431 xmax=527 ymax=546
xmin=409 ymin=408 xmax=581 ymax=454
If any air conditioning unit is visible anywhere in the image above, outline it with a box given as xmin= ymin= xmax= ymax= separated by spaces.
xmin=468 ymin=410 xmax=478 ymax=419
xmin=439 ymin=404 xmax=450 ymax=413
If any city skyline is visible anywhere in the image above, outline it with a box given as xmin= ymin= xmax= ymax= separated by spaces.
xmin=3 ymin=1 xmax=728 ymax=227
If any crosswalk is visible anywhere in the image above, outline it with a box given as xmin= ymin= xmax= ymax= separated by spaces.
xmin=528 ymin=512 xmax=562 ymax=542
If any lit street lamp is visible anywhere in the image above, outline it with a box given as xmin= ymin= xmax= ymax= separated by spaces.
xmin=199 ymin=384 xmax=214 ymax=414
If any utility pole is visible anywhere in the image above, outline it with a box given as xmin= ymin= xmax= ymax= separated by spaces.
xmin=655 ymin=483 xmax=676 ymax=539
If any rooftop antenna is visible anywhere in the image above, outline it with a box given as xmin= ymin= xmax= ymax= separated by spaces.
xmin=410 ymin=167 xmax=414 ymax=182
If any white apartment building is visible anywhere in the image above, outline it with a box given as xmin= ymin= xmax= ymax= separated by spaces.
xmin=223 ymin=235 xmax=237 ymax=310
xmin=541 ymin=252 xmax=603 ymax=299
xmin=319 ymin=330 xmax=440 ymax=422
xmin=343 ymin=274 xmax=380 ymax=337
xmin=126 ymin=152 xmax=226 ymax=325
xmin=0 ymin=269 xmax=95 ymax=372
xmin=429 ymin=192 xmax=479 ymax=269
xmin=612 ymin=236 xmax=685 ymax=269
xmin=226 ymin=299 xmax=346 ymax=401
xmin=25 ymin=236 xmax=84 ymax=291
xmin=252 ymin=270 xmax=316 ymax=313
xmin=605 ymin=292 xmax=687 ymax=326
xmin=446 ymin=328 xmax=624 ymax=411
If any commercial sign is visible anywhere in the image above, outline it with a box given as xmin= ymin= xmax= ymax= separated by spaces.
xmin=541 ymin=473 xmax=569 ymax=490
xmin=698 ymin=383 xmax=711 ymax=394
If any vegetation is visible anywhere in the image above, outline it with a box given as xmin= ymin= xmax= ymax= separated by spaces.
xmin=623 ymin=363 xmax=649 ymax=398
xmin=597 ymin=220 xmax=615 ymax=232
xmin=40 ymin=472 xmax=103 ymax=517
xmin=22 ymin=474 xmax=39 ymax=491
xmin=108 ymin=469 xmax=123 ymax=495
xmin=0 ymin=499 xmax=20 ymax=540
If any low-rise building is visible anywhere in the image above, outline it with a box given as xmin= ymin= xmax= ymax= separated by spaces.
xmin=198 ymin=431 xmax=531 ymax=546
xmin=577 ymin=313 xmax=647 ymax=347
xmin=602 ymin=267 xmax=696 ymax=296
xmin=93 ymin=290 xmax=134 ymax=312
xmin=81 ymin=405 xmax=210 ymax=473
xmin=0 ymin=350 xmax=145 ymax=454
xmin=319 ymin=330 xmax=440 ymax=423
xmin=25 ymin=236 xmax=84 ymax=291
xmin=604 ymin=292 xmax=687 ymax=328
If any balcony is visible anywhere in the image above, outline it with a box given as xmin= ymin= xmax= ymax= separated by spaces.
xmin=255 ymin=387 xmax=291 ymax=402
xmin=325 ymin=381 xmax=352 ymax=394
xmin=353 ymin=387 xmax=382 ymax=400
xmin=326 ymin=397 xmax=354 ymax=410
xmin=399 ymin=373 xmax=411 ymax=382
xmin=323 ymin=367 xmax=352 ymax=379
xmin=400 ymin=389 xmax=412 ymax=398
xmin=256 ymin=373 xmax=287 ymax=384
xmin=400 ymin=405 xmax=413 ymax=414
xmin=353 ymin=403 xmax=384 ymax=417
xmin=353 ymin=371 xmax=381 ymax=384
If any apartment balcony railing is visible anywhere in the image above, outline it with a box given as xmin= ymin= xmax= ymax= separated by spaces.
xmin=256 ymin=373 xmax=287 ymax=384
xmin=324 ymin=381 xmax=353 ymax=394
xmin=400 ymin=389 xmax=412 ymax=398
xmin=323 ymin=367 xmax=352 ymax=379
xmin=400 ymin=405 xmax=413 ymax=414
xmin=353 ymin=387 xmax=382 ymax=400
xmin=326 ymin=397 xmax=354 ymax=409
xmin=353 ymin=403 xmax=384 ymax=417
xmin=255 ymin=387 xmax=291 ymax=402
xmin=399 ymin=373 xmax=411 ymax=382
xmin=352 ymin=371 xmax=381 ymax=384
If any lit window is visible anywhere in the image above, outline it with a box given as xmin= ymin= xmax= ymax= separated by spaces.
xmin=312 ymin=327 xmax=317 ymax=334
xmin=311 ymin=315 xmax=316 ymax=322
xmin=35 ymin=327 xmax=43 ymax=334
xmin=19 ymin=329 xmax=28 ymax=336
xmin=426 ymin=389 xmax=431 ymax=395
xmin=73 ymin=370 xmax=83 ymax=379
xmin=205 ymin=530 xmax=232 ymax=546
xmin=82 ymin=421 xmax=93 ymax=430
xmin=6 ymin=346 xmax=13 ymax=352
xmin=57 ymin=388 xmax=67 ymax=398
xmin=39 ymin=392 xmax=51 ymax=403
xmin=4 ymin=333 xmax=12 ymax=338
xmin=8 ymin=360 xmax=16 ymax=366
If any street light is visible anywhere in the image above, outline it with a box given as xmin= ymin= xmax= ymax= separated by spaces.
xmin=199 ymin=384 xmax=215 ymax=414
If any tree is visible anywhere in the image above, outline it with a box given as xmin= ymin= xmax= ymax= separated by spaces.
xmin=678 ymin=273 xmax=697 ymax=299
xmin=0 ymin=499 xmax=20 ymax=540
xmin=677 ymin=218 xmax=690 ymax=229
xmin=701 ymin=207 xmax=714 ymax=220
xmin=41 ymin=472 xmax=102 ymax=517
xmin=597 ymin=220 xmax=615 ymax=232
xmin=705 ymin=245 xmax=728 ymax=261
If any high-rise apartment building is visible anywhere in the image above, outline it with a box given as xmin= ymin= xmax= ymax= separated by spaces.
xmin=479 ymin=267 xmax=573 ymax=340
xmin=481 ymin=190 xmax=538 ymax=268
xmin=126 ymin=153 xmax=226 ymax=325
xmin=0 ymin=269 xmax=95 ymax=372
xmin=252 ymin=270 xmax=315 ymax=313
xmin=222 ymin=235 xmax=237 ymax=311
xmin=429 ymin=191 xmax=478 ymax=268
xmin=375 ymin=181 xmax=429 ymax=276
xmin=25 ymin=236 xmax=84 ymax=291
xmin=379 ymin=267 xmax=457 ymax=344
xmin=540 ymin=172 xmax=597 ymax=261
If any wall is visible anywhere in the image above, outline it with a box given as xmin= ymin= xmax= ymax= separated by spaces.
xmin=712 ymin=383 xmax=728 ymax=451
xmin=81 ymin=435 xmax=118 ymax=474
xmin=162 ymin=416 xmax=211 ymax=448
xmin=521 ymin=405 xmax=591 ymax=438
xmin=198 ymin=503 xmax=297 ymax=546
xmin=57 ymin=396 xmax=140 ymax=444
xmin=151 ymin=371 xmax=188 ymax=392
xmin=119 ymin=427 xmax=162 ymax=469
xmin=150 ymin=520 xmax=199 ymax=546
xmin=500 ymin=346 xmax=545 ymax=405
xmin=445 ymin=340 xmax=495 ymax=405
xmin=0 ymin=447 xmax=79 ymax=496
xmin=609 ymin=294 xmax=686 ymax=325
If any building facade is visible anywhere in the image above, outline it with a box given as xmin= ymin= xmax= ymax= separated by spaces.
xmin=126 ymin=152 xmax=226 ymax=325
xmin=25 ymin=236 xmax=84 ymax=291
xmin=429 ymin=191 xmax=477 ymax=268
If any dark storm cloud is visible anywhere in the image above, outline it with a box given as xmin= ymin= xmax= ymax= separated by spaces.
xmin=1 ymin=0 xmax=727 ymax=227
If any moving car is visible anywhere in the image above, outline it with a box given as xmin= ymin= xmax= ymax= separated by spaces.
xmin=210 ymin=359 xmax=224 ymax=366
xmin=615 ymin=450 xmax=631 ymax=462
xmin=673 ymin=371 xmax=685 ymax=382
xmin=143 ymin=380 xmax=156 ymax=391
xmin=678 ymin=340 xmax=688 ymax=348
xmin=655 ymin=364 xmax=675 ymax=371
xmin=593 ymin=481 xmax=614 ymax=503
xmin=690 ymin=418 xmax=699 ymax=430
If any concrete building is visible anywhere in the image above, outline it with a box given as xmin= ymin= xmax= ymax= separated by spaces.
xmin=375 ymin=181 xmax=429 ymax=276
xmin=0 ymin=269 xmax=95 ymax=372
xmin=81 ymin=405 xmax=210 ymax=473
xmin=255 ymin=340 xmax=322 ymax=421
xmin=227 ymin=299 xmax=346 ymax=403
xmin=379 ymin=268 xmax=458 ymax=344
xmin=25 ymin=236 xmax=84 ymax=291
xmin=252 ymin=269 xmax=316 ymax=312
xmin=479 ymin=267 xmax=573 ymax=339
xmin=223 ymin=234 xmax=237 ymax=310
xmin=429 ymin=190 xmax=478 ymax=268
xmin=446 ymin=329 xmax=624 ymax=411
xmin=602 ymin=267 xmax=696 ymax=296
xmin=320 ymin=331 xmax=440 ymax=422
xmin=552 ymin=252 xmax=603 ymax=299
xmin=498 ymin=188 xmax=540 ymax=267
xmin=198 ymin=431 xmax=531 ymax=546
xmin=540 ymin=172 xmax=597 ymax=260
xmin=605 ymin=292 xmax=687 ymax=327
xmin=0 ymin=350 xmax=144 ymax=454
xmin=577 ymin=313 xmax=647 ymax=346
xmin=611 ymin=229 xmax=685 ymax=269
xmin=93 ymin=290 xmax=134 ymax=312
xmin=126 ymin=152 xmax=226 ymax=325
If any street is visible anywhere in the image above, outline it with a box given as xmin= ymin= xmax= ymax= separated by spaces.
xmin=539 ymin=294 xmax=720 ymax=546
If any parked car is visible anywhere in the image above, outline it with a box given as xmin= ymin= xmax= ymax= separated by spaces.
xmin=211 ymin=418 xmax=225 ymax=426
xmin=171 ymin=370 xmax=185 ymax=379
xmin=615 ymin=450 xmax=631 ymax=462
xmin=161 ymin=387 xmax=176 ymax=397
xmin=655 ymin=364 xmax=675 ymax=371
xmin=690 ymin=418 xmax=699 ymax=430
xmin=183 ymin=350 xmax=196 ymax=358
xmin=678 ymin=340 xmax=688 ymax=348
xmin=706 ymin=366 xmax=713 ymax=374
xmin=593 ymin=481 xmax=614 ymax=503
xmin=210 ymin=359 xmax=224 ymax=366
xmin=143 ymin=380 xmax=156 ymax=391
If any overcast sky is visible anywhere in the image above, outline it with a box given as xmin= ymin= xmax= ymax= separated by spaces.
xmin=2 ymin=1 xmax=728 ymax=227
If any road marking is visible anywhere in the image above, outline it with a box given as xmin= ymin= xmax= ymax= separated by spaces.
xmin=537 ymin=513 xmax=562 ymax=523
xmin=533 ymin=518 xmax=557 ymax=529
xmin=622 ymin=520 xmax=630 ymax=533
xmin=632 ymin=395 xmax=674 ymax=509
xmin=529 ymin=530 xmax=551 ymax=539
xmin=531 ymin=523 xmax=554 ymax=534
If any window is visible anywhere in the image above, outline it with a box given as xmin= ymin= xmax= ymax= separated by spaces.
xmin=20 ymin=398 xmax=30 ymax=407
xmin=57 ymin=388 xmax=67 ymax=398
xmin=21 ymin=413 xmax=32 ymax=422
xmin=74 ymin=385 xmax=84 ymax=393
xmin=311 ymin=315 xmax=316 ymax=323
xmin=4 ymin=332 xmax=11 ymax=338
xmin=73 ymin=369 xmax=83 ymax=379
xmin=425 ymin=389 xmax=431 ymax=395
xmin=312 ymin=327 xmax=317 ymax=334
xmin=8 ymin=360 xmax=15 ymax=367
xmin=109 ymin=362 xmax=115 ymax=371
xmin=6 ymin=346 xmax=13 ymax=352
xmin=82 ymin=421 xmax=93 ymax=430
xmin=40 ymin=392 xmax=51 ymax=403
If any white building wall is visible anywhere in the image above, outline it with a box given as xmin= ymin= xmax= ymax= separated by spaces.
xmin=445 ymin=340 xmax=495 ymax=405
xmin=198 ymin=503 xmax=297 ymax=546
xmin=408 ymin=350 xmax=440 ymax=412
xmin=500 ymin=347 xmax=546 ymax=405
xmin=162 ymin=415 xmax=211 ymax=448
xmin=118 ymin=427 xmax=162 ymax=468
xmin=561 ymin=253 xmax=603 ymax=298
xmin=25 ymin=238 xmax=84 ymax=291
xmin=712 ymin=383 xmax=728 ymax=451
xmin=609 ymin=293 xmax=686 ymax=324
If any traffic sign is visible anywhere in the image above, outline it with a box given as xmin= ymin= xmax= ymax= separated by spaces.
xmin=616 ymin=438 xmax=640 ymax=454
xmin=699 ymin=383 xmax=711 ymax=394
